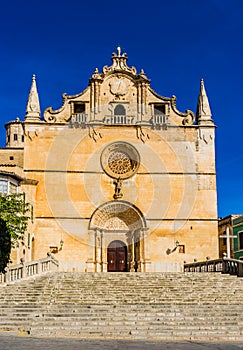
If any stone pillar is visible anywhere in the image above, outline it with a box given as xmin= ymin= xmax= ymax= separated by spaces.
xmin=138 ymin=229 xmax=145 ymax=272
xmin=101 ymin=234 xmax=108 ymax=272
xmin=95 ymin=229 xmax=103 ymax=272
xmin=94 ymin=81 xmax=98 ymax=115
xmin=100 ymin=230 xmax=104 ymax=272
xmin=141 ymin=82 xmax=145 ymax=116
xmin=126 ymin=232 xmax=131 ymax=272
xmin=85 ymin=230 xmax=96 ymax=272
xmin=137 ymin=83 xmax=141 ymax=119
xmin=90 ymin=81 xmax=95 ymax=120
xmin=130 ymin=231 xmax=135 ymax=272
xmin=142 ymin=227 xmax=150 ymax=272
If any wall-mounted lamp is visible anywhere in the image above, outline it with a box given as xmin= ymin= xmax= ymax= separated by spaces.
xmin=166 ymin=240 xmax=180 ymax=255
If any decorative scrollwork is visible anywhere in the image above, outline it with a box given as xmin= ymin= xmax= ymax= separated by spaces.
xmin=47 ymin=116 xmax=56 ymax=123
xmin=182 ymin=111 xmax=194 ymax=125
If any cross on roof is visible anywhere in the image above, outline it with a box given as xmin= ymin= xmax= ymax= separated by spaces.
xmin=219 ymin=226 xmax=237 ymax=258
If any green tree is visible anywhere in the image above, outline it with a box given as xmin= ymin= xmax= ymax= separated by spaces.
xmin=0 ymin=218 xmax=11 ymax=273
xmin=0 ymin=193 xmax=30 ymax=271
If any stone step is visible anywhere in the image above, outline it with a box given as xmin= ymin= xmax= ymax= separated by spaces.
xmin=29 ymin=328 xmax=243 ymax=341
xmin=0 ymin=271 xmax=243 ymax=340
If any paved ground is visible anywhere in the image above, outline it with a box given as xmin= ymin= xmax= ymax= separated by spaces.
xmin=0 ymin=334 xmax=243 ymax=350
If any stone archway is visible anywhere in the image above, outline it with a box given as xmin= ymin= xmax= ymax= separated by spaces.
xmin=88 ymin=200 xmax=148 ymax=272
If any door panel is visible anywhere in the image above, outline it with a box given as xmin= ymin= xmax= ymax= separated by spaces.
xmin=108 ymin=249 xmax=116 ymax=272
xmin=107 ymin=240 xmax=127 ymax=272
xmin=117 ymin=249 xmax=126 ymax=272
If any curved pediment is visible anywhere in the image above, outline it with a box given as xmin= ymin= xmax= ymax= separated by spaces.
xmin=43 ymin=47 xmax=195 ymax=126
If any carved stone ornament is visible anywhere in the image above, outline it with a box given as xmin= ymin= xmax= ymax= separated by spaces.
xmin=25 ymin=130 xmax=39 ymax=141
xmin=136 ymin=126 xmax=150 ymax=143
xmin=113 ymin=177 xmax=123 ymax=199
xmin=182 ymin=112 xmax=194 ymax=125
xmin=101 ymin=141 xmax=140 ymax=179
xmin=91 ymin=68 xmax=103 ymax=80
xmin=103 ymin=47 xmax=137 ymax=76
xmin=171 ymin=96 xmax=195 ymax=125
xmin=109 ymin=77 xmax=128 ymax=97
xmin=88 ymin=126 xmax=102 ymax=142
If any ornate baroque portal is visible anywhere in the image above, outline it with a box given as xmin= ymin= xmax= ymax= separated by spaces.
xmin=88 ymin=141 xmax=148 ymax=272
xmin=88 ymin=200 xmax=148 ymax=272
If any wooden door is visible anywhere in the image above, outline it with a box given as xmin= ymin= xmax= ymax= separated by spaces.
xmin=107 ymin=240 xmax=127 ymax=272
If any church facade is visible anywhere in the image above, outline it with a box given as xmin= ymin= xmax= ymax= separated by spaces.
xmin=0 ymin=48 xmax=218 ymax=272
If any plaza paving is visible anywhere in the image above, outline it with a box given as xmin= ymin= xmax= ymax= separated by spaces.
xmin=0 ymin=334 xmax=243 ymax=350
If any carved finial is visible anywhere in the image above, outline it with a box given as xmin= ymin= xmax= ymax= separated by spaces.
xmin=102 ymin=48 xmax=137 ymax=75
xmin=25 ymin=74 xmax=41 ymax=121
xmin=91 ymin=67 xmax=102 ymax=80
xmin=117 ymin=46 xmax=121 ymax=57
xmin=196 ymin=78 xmax=213 ymax=125
xmin=139 ymin=69 xmax=148 ymax=80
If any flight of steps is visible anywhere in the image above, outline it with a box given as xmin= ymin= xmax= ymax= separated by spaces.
xmin=0 ymin=272 xmax=243 ymax=341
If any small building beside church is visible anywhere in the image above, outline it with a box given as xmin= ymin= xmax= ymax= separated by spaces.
xmin=218 ymin=215 xmax=239 ymax=258
xmin=0 ymin=48 xmax=218 ymax=272
xmin=232 ymin=215 xmax=243 ymax=260
xmin=218 ymin=215 xmax=243 ymax=260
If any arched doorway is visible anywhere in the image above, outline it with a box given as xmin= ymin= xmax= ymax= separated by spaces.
xmin=89 ymin=200 xmax=148 ymax=272
xmin=107 ymin=240 xmax=127 ymax=272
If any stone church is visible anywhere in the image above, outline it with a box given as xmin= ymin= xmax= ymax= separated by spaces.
xmin=0 ymin=48 xmax=218 ymax=272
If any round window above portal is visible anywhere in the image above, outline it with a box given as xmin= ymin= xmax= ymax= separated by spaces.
xmin=101 ymin=141 xmax=140 ymax=179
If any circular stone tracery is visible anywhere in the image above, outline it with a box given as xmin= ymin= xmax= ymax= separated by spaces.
xmin=101 ymin=142 xmax=140 ymax=179
xmin=108 ymin=150 xmax=132 ymax=175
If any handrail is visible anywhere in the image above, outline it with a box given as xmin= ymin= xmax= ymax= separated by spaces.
xmin=0 ymin=253 xmax=59 ymax=284
xmin=223 ymin=257 xmax=243 ymax=277
xmin=184 ymin=257 xmax=243 ymax=277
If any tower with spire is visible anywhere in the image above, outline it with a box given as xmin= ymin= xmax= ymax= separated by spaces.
xmin=196 ymin=79 xmax=214 ymax=125
xmin=25 ymin=74 xmax=41 ymax=121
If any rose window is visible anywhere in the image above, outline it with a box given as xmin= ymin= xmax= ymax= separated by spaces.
xmin=108 ymin=151 xmax=133 ymax=175
xmin=101 ymin=142 xmax=140 ymax=179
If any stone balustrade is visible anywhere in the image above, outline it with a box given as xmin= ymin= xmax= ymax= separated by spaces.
xmin=0 ymin=253 xmax=59 ymax=284
xmin=184 ymin=257 xmax=243 ymax=277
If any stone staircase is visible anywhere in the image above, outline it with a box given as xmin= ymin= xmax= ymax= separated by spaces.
xmin=0 ymin=272 xmax=243 ymax=341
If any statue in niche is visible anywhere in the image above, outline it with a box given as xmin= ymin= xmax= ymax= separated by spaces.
xmin=113 ymin=177 xmax=123 ymax=199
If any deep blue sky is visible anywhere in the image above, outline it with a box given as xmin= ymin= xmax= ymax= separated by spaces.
xmin=0 ymin=0 xmax=242 ymax=218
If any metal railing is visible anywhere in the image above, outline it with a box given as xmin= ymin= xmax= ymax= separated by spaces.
xmin=0 ymin=253 xmax=59 ymax=284
xmin=184 ymin=257 xmax=243 ymax=277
